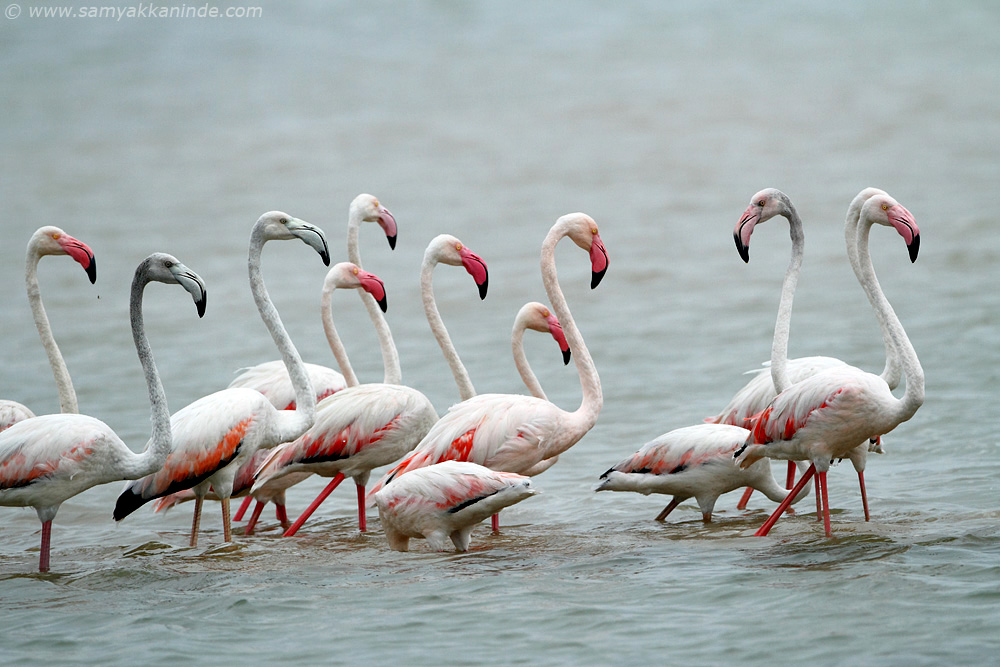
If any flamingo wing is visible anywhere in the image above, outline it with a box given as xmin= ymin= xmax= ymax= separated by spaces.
xmin=228 ymin=360 xmax=346 ymax=410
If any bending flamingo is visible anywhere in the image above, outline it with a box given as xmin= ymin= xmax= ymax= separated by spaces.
xmin=113 ymin=212 xmax=329 ymax=547
xmin=374 ymin=461 xmax=538 ymax=552
xmin=256 ymin=234 xmax=489 ymax=536
xmin=596 ymin=424 xmax=809 ymax=522
xmin=0 ymin=253 xmax=206 ymax=571
xmin=1 ymin=226 xmax=97 ymax=430
xmin=366 ymin=213 xmax=609 ymax=523
xmin=709 ymin=188 xmax=909 ymax=517
xmin=735 ymin=192 xmax=924 ymax=537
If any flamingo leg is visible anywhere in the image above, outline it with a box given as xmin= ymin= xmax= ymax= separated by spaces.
xmin=190 ymin=497 xmax=203 ymax=548
xmin=233 ymin=496 xmax=254 ymax=521
xmin=275 ymin=503 xmax=290 ymax=530
xmin=655 ymin=496 xmax=685 ymax=522
xmin=244 ymin=501 xmax=266 ymax=535
xmin=785 ymin=461 xmax=796 ymax=489
xmin=491 ymin=513 xmax=500 ymax=532
xmin=39 ymin=520 xmax=52 ymax=573
xmin=284 ymin=473 xmax=345 ymax=537
xmin=355 ymin=483 xmax=366 ymax=533
xmin=736 ymin=487 xmax=754 ymax=510
xmin=754 ymin=465 xmax=815 ymax=537
xmin=222 ymin=497 xmax=232 ymax=543
xmin=858 ymin=470 xmax=870 ymax=522
xmin=815 ymin=473 xmax=822 ymax=521
xmin=818 ymin=470 xmax=832 ymax=537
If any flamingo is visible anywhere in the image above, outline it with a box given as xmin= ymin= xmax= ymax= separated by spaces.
xmin=0 ymin=253 xmax=206 ymax=571
xmin=734 ymin=192 xmax=924 ymax=537
xmin=595 ymin=424 xmax=810 ymax=522
xmin=255 ymin=234 xmax=489 ymax=536
xmin=709 ymin=188 xmax=910 ymax=517
xmin=1 ymin=227 xmax=97 ymax=430
xmin=113 ymin=212 xmax=329 ymax=547
xmin=366 ymin=213 xmax=609 ymax=524
xmin=374 ymin=461 xmax=537 ymax=552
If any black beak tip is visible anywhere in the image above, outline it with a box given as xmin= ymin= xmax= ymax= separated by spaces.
xmin=387 ymin=234 xmax=397 ymax=251
xmin=196 ymin=296 xmax=207 ymax=319
xmin=377 ymin=295 xmax=388 ymax=313
xmin=734 ymin=234 xmax=750 ymax=263
xmin=478 ymin=276 xmax=488 ymax=300
xmin=908 ymin=235 xmax=920 ymax=263
xmin=85 ymin=258 xmax=97 ymax=284
xmin=320 ymin=249 xmax=331 ymax=266
xmin=562 ymin=349 xmax=572 ymax=365
xmin=591 ymin=268 xmax=607 ymax=289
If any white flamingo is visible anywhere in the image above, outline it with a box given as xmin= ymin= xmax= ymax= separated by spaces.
xmin=734 ymin=192 xmax=924 ymax=537
xmin=709 ymin=188 xmax=913 ymax=518
xmin=0 ymin=253 xmax=206 ymax=571
xmin=113 ymin=212 xmax=328 ymax=547
xmin=374 ymin=461 xmax=538 ymax=552
xmin=366 ymin=213 xmax=609 ymax=523
xmin=1 ymin=227 xmax=97 ymax=430
xmin=254 ymin=234 xmax=489 ymax=536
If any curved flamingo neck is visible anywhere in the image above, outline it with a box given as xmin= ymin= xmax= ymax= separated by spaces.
xmin=854 ymin=219 xmax=924 ymax=421
xmin=248 ymin=230 xmax=316 ymax=441
xmin=769 ymin=201 xmax=804 ymax=394
xmin=540 ymin=223 xmax=602 ymax=434
xmin=347 ymin=205 xmax=401 ymax=384
xmin=511 ymin=321 xmax=547 ymax=400
xmin=422 ymin=250 xmax=475 ymax=401
xmin=25 ymin=241 xmax=78 ymax=414
xmin=124 ymin=259 xmax=172 ymax=478
xmin=321 ymin=279 xmax=360 ymax=388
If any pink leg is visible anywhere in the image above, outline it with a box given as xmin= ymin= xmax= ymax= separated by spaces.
xmin=233 ymin=496 xmax=253 ymax=521
xmin=655 ymin=496 xmax=684 ymax=522
xmin=736 ymin=487 xmax=754 ymax=510
xmin=275 ymin=503 xmax=290 ymax=530
xmin=39 ymin=520 xmax=52 ymax=573
xmin=755 ymin=465 xmax=815 ymax=537
xmin=190 ymin=497 xmax=203 ymax=548
xmin=858 ymin=470 xmax=870 ymax=522
xmin=244 ymin=501 xmax=266 ymax=535
xmin=491 ymin=513 xmax=500 ymax=532
xmin=356 ymin=483 xmax=366 ymax=533
xmin=785 ymin=461 xmax=796 ymax=489
xmin=222 ymin=497 xmax=232 ymax=543
xmin=818 ymin=471 xmax=832 ymax=537
xmin=815 ymin=473 xmax=823 ymax=521
xmin=284 ymin=473 xmax=345 ymax=537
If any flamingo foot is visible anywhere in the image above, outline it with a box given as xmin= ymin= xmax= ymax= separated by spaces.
xmin=233 ymin=495 xmax=254 ymax=522
xmin=736 ymin=487 xmax=754 ymax=510
xmin=39 ymin=520 xmax=52 ymax=573
xmin=284 ymin=473 xmax=345 ymax=537
xmin=245 ymin=501 xmax=266 ymax=535
xmin=754 ymin=465 xmax=815 ymax=537
xmin=858 ymin=470 xmax=870 ymax=522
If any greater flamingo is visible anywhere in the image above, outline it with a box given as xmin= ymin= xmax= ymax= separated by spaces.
xmin=734 ymin=193 xmax=924 ymax=537
xmin=1 ymin=227 xmax=97 ymax=430
xmin=256 ymin=234 xmax=488 ymax=536
xmin=374 ymin=461 xmax=537 ymax=552
xmin=709 ymin=188 xmax=911 ymax=517
xmin=0 ymin=253 xmax=206 ymax=571
xmin=366 ymin=213 xmax=609 ymax=522
xmin=113 ymin=212 xmax=329 ymax=547
xmin=595 ymin=424 xmax=809 ymax=522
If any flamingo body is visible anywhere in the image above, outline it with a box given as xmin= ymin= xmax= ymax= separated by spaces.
xmin=374 ymin=461 xmax=537 ymax=552
xmin=0 ymin=401 xmax=35 ymax=432
xmin=228 ymin=360 xmax=346 ymax=410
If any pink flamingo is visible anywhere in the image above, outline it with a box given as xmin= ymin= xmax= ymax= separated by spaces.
xmin=0 ymin=253 xmax=206 ymax=571
xmin=366 ymin=213 xmax=608 ymax=521
xmin=596 ymin=424 xmax=809 ymax=522
xmin=1 ymin=227 xmax=97 ymax=430
xmin=709 ymin=188 xmax=909 ymax=517
xmin=374 ymin=460 xmax=537 ymax=552
xmin=734 ymin=192 xmax=924 ymax=537
xmin=113 ymin=212 xmax=329 ymax=547
xmin=256 ymin=235 xmax=489 ymax=536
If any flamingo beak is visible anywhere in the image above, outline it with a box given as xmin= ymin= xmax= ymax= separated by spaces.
xmin=60 ymin=235 xmax=97 ymax=284
xmin=546 ymin=314 xmax=571 ymax=365
xmin=459 ymin=248 xmax=489 ymax=300
xmin=358 ymin=270 xmax=388 ymax=313
xmin=734 ymin=205 xmax=758 ymax=263
xmin=172 ymin=264 xmax=208 ymax=318
xmin=590 ymin=232 xmax=609 ymax=289
xmin=289 ymin=219 xmax=331 ymax=266
xmin=887 ymin=204 xmax=920 ymax=263
xmin=377 ymin=206 xmax=398 ymax=251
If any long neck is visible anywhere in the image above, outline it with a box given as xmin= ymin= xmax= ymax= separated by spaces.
xmin=321 ymin=281 xmax=360 ymax=388
xmin=25 ymin=248 xmax=78 ymax=414
xmin=122 ymin=266 xmax=172 ymax=478
xmin=511 ymin=325 xmax=547 ymax=400
xmin=422 ymin=255 xmax=475 ymax=401
xmin=347 ymin=210 xmax=401 ymax=384
xmin=769 ymin=206 xmax=804 ymax=394
xmin=249 ymin=232 xmax=315 ymax=440
xmin=854 ymin=221 xmax=924 ymax=421
xmin=846 ymin=196 xmax=901 ymax=389
xmin=540 ymin=228 xmax=602 ymax=436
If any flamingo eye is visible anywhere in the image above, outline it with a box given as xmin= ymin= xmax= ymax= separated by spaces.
xmin=881 ymin=204 xmax=888 ymax=211
xmin=165 ymin=261 xmax=174 ymax=268
xmin=757 ymin=200 xmax=766 ymax=206
xmin=280 ymin=217 xmax=289 ymax=224
xmin=455 ymin=242 xmax=463 ymax=251
xmin=51 ymin=233 xmax=61 ymax=240
xmin=591 ymin=227 xmax=598 ymax=235
xmin=352 ymin=266 xmax=359 ymax=275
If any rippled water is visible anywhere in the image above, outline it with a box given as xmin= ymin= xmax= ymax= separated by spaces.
xmin=1 ymin=2 xmax=998 ymax=664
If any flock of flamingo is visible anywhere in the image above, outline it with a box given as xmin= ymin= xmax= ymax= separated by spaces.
xmin=0 ymin=188 xmax=923 ymax=572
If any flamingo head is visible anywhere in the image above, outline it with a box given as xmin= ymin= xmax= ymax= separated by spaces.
xmin=32 ymin=226 xmax=97 ymax=284
xmin=516 ymin=302 xmax=571 ymax=365
xmin=327 ymin=262 xmax=388 ymax=313
xmin=141 ymin=253 xmax=207 ymax=318
xmin=428 ymin=234 xmax=489 ymax=300
xmin=734 ymin=188 xmax=791 ymax=263
xmin=560 ymin=213 xmax=609 ymax=289
xmin=351 ymin=193 xmax=398 ymax=250
xmin=861 ymin=194 xmax=920 ymax=263
xmin=256 ymin=211 xmax=330 ymax=266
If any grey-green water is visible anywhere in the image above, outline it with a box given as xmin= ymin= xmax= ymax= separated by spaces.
xmin=1 ymin=2 xmax=998 ymax=664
